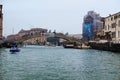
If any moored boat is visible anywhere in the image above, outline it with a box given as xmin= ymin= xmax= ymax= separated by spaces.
xmin=63 ymin=41 xmax=82 ymax=49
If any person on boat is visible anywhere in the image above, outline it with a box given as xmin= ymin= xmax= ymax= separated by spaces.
xmin=9 ymin=41 xmax=20 ymax=53
xmin=10 ymin=41 xmax=18 ymax=48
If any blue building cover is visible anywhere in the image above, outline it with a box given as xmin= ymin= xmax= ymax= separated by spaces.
xmin=83 ymin=23 xmax=94 ymax=41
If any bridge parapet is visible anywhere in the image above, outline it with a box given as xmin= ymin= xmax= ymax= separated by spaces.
xmin=55 ymin=33 xmax=83 ymax=43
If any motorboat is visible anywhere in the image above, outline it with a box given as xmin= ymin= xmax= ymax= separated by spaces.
xmin=9 ymin=47 xmax=20 ymax=53
xmin=9 ymin=41 xmax=21 ymax=53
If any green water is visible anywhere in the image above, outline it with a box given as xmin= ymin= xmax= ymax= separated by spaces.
xmin=0 ymin=46 xmax=120 ymax=80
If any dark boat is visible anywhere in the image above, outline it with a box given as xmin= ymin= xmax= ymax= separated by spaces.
xmin=9 ymin=48 xmax=20 ymax=53
xmin=9 ymin=41 xmax=20 ymax=53
xmin=63 ymin=41 xmax=82 ymax=49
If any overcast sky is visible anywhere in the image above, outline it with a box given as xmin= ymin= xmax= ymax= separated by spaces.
xmin=1 ymin=0 xmax=120 ymax=36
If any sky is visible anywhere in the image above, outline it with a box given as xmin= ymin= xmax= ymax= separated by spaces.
xmin=0 ymin=0 xmax=120 ymax=36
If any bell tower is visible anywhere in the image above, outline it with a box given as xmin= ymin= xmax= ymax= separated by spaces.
xmin=0 ymin=5 xmax=3 ymax=40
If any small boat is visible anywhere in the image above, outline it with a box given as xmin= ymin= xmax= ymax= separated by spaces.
xmin=9 ymin=47 xmax=20 ymax=53
xmin=63 ymin=41 xmax=82 ymax=49
xmin=9 ymin=41 xmax=20 ymax=53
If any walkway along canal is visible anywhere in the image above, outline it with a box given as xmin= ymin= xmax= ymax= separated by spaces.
xmin=0 ymin=46 xmax=120 ymax=80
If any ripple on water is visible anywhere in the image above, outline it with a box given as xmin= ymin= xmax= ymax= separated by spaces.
xmin=0 ymin=46 xmax=120 ymax=80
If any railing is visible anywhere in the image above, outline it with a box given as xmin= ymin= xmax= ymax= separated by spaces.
xmin=55 ymin=33 xmax=83 ymax=43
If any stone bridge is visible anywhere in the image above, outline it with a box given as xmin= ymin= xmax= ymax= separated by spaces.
xmin=55 ymin=33 xmax=83 ymax=43
xmin=6 ymin=33 xmax=83 ymax=44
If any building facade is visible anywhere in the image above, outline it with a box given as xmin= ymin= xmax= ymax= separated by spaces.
xmin=104 ymin=12 xmax=120 ymax=41
xmin=83 ymin=11 xmax=103 ymax=41
xmin=7 ymin=34 xmax=21 ymax=42
xmin=0 ymin=5 xmax=3 ymax=43
xmin=18 ymin=28 xmax=47 ymax=37
xmin=7 ymin=28 xmax=48 ymax=44
xmin=18 ymin=28 xmax=48 ymax=44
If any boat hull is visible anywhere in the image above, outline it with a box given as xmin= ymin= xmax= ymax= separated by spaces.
xmin=63 ymin=41 xmax=82 ymax=49
xmin=9 ymin=49 xmax=20 ymax=53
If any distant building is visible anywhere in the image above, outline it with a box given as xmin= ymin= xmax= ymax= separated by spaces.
xmin=18 ymin=28 xmax=48 ymax=44
xmin=7 ymin=34 xmax=20 ymax=42
xmin=7 ymin=28 xmax=48 ymax=44
xmin=82 ymin=11 xmax=103 ymax=41
xmin=18 ymin=28 xmax=47 ymax=37
xmin=104 ymin=12 xmax=120 ymax=41
xmin=24 ymin=37 xmax=46 ymax=45
xmin=0 ymin=5 xmax=3 ymax=43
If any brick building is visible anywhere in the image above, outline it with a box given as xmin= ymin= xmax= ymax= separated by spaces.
xmin=0 ymin=5 xmax=3 ymax=43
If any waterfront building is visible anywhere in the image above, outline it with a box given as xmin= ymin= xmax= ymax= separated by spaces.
xmin=82 ymin=11 xmax=103 ymax=41
xmin=104 ymin=12 xmax=120 ymax=41
xmin=18 ymin=28 xmax=48 ymax=44
xmin=7 ymin=28 xmax=48 ymax=44
xmin=0 ymin=5 xmax=3 ymax=44
xmin=23 ymin=36 xmax=46 ymax=45
xmin=18 ymin=29 xmax=30 ymax=37
xmin=18 ymin=28 xmax=47 ymax=37
xmin=7 ymin=34 xmax=21 ymax=42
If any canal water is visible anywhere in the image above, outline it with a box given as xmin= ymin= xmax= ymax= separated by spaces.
xmin=0 ymin=46 xmax=120 ymax=80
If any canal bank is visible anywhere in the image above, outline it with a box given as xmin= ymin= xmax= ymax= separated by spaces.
xmin=0 ymin=46 xmax=120 ymax=80
xmin=89 ymin=40 xmax=120 ymax=52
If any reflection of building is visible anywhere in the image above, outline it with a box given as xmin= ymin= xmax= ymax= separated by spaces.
xmin=83 ymin=11 xmax=103 ymax=41
xmin=0 ymin=5 xmax=3 ymax=43
xmin=104 ymin=12 xmax=120 ymax=41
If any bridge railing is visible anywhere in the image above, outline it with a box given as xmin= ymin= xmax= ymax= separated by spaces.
xmin=55 ymin=33 xmax=83 ymax=43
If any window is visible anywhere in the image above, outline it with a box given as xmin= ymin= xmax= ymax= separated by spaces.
xmin=119 ymin=14 xmax=120 ymax=18
xmin=118 ymin=20 xmax=120 ymax=27
xmin=112 ymin=32 xmax=116 ymax=38
xmin=108 ymin=25 xmax=110 ymax=30
xmin=114 ymin=15 xmax=117 ymax=20
xmin=111 ymin=23 xmax=116 ymax=28
xmin=0 ymin=14 xmax=1 ymax=18
xmin=0 ymin=26 xmax=2 ymax=29
xmin=104 ymin=26 xmax=107 ymax=30
xmin=118 ymin=31 xmax=120 ymax=38
xmin=111 ymin=17 xmax=113 ymax=21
